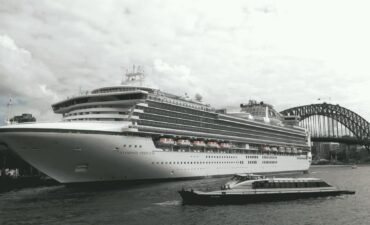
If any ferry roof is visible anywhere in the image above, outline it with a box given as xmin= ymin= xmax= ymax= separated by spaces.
xmin=232 ymin=174 xmax=322 ymax=181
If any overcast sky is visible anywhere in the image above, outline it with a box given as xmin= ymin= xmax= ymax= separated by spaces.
xmin=1 ymin=0 xmax=370 ymax=124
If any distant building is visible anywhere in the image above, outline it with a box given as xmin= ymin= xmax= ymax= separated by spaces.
xmin=10 ymin=113 xmax=36 ymax=123
xmin=312 ymin=142 xmax=339 ymax=160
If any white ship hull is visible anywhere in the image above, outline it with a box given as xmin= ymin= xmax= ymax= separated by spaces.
xmin=0 ymin=123 xmax=310 ymax=184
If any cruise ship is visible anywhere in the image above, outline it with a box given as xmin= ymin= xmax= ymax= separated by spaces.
xmin=0 ymin=69 xmax=311 ymax=184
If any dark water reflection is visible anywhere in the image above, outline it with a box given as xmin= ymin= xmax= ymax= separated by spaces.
xmin=1 ymin=166 xmax=369 ymax=225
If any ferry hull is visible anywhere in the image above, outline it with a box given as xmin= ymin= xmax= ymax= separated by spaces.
xmin=0 ymin=130 xmax=310 ymax=184
xmin=179 ymin=190 xmax=356 ymax=205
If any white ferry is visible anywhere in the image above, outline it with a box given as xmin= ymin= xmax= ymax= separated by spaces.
xmin=0 ymin=68 xmax=312 ymax=184
xmin=179 ymin=174 xmax=355 ymax=204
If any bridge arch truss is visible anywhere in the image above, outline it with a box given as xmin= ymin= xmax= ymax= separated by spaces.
xmin=280 ymin=103 xmax=370 ymax=146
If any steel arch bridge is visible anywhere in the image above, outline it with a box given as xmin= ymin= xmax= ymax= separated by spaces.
xmin=280 ymin=103 xmax=370 ymax=148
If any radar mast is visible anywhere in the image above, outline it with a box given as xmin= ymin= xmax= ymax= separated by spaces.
xmin=122 ymin=65 xmax=145 ymax=86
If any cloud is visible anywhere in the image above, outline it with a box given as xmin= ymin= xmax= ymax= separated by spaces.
xmin=0 ymin=34 xmax=59 ymax=122
xmin=0 ymin=0 xmax=370 ymax=123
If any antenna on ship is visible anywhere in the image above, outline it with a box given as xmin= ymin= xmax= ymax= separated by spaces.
xmin=121 ymin=65 xmax=145 ymax=86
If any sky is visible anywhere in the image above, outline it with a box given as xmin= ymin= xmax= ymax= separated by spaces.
xmin=1 ymin=0 xmax=370 ymax=124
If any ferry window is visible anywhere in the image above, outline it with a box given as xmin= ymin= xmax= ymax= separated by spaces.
xmin=123 ymin=145 xmax=126 ymax=147
xmin=135 ymin=145 xmax=137 ymax=148
xmin=129 ymin=145 xmax=132 ymax=147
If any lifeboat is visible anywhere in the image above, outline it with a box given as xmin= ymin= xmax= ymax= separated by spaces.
xmin=177 ymin=139 xmax=192 ymax=146
xmin=278 ymin=147 xmax=285 ymax=153
xmin=262 ymin=146 xmax=271 ymax=151
xmin=297 ymin=149 xmax=303 ymax=154
xmin=192 ymin=140 xmax=206 ymax=147
xmin=292 ymin=148 xmax=298 ymax=153
xmin=207 ymin=141 xmax=220 ymax=148
xmin=271 ymin=147 xmax=278 ymax=152
xmin=158 ymin=137 xmax=175 ymax=145
xmin=286 ymin=147 xmax=292 ymax=153
xmin=220 ymin=143 xmax=231 ymax=149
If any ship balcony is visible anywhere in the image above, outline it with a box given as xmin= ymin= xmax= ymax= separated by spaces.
xmin=136 ymin=103 xmax=149 ymax=107
xmin=65 ymin=107 xmax=132 ymax=115
xmin=63 ymin=114 xmax=139 ymax=121
xmin=133 ymin=109 xmax=144 ymax=113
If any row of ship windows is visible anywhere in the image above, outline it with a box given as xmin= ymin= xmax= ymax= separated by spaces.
xmin=122 ymin=144 xmax=142 ymax=148
xmin=65 ymin=111 xmax=130 ymax=117
xmin=93 ymin=87 xmax=143 ymax=94
xmin=143 ymin=103 xmax=303 ymax=136
xmin=220 ymin=114 xmax=303 ymax=135
xmin=66 ymin=118 xmax=125 ymax=122
xmin=262 ymin=156 xmax=278 ymax=159
xmin=152 ymin=161 xmax=245 ymax=165
xmin=148 ymin=96 xmax=210 ymax=111
xmin=262 ymin=161 xmax=278 ymax=164
xmin=150 ymin=161 xmax=277 ymax=165
xmin=141 ymin=107 xmax=214 ymax=123
xmin=254 ymin=181 xmax=329 ymax=189
xmin=162 ymin=147 xmax=304 ymax=155
xmin=206 ymin=155 xmax=237 ymax=159
xmin=148 ymin=101 xmax=213 ymax=116
xmin=139 ymin=120 xmax=305 ymax=145
xmin=138 ymin=111 xmax=304 ymax=141
xmin=62 ymin=105 xmax=125 ymax=114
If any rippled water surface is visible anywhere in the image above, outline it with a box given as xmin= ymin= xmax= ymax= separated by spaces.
xmin=1 ymin=166 xmax=369 ymax=225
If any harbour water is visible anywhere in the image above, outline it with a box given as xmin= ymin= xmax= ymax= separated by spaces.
xmin=0 ymin=165 xmax=369 ymax=225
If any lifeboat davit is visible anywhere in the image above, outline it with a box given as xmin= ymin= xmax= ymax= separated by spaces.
xmin=177 ymin=139 xmax=192 ymax=146
xmin=278 ymin=147 xmax=285 ymax=153
xmin=207 ymin=141 xmax=220 ymax=148
xmin=158 ymin=137 xmax=175 ymax=145
xmin=220 ymin=143 xmax=231 ymax=149
xmin=192 ymin=140 xmax=206 ymax=147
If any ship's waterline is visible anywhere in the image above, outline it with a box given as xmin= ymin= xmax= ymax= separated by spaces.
xmin=0 ymin=126 xmax=310 ymax=183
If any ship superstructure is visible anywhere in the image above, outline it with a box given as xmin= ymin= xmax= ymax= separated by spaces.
xmin=0 ymin=69 xmax=311 ymax=183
